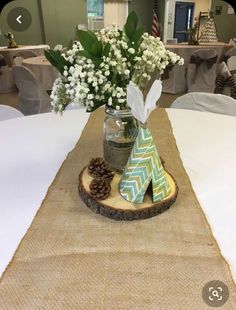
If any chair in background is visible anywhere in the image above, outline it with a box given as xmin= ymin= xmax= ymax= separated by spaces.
xmin=170 ymin=92 xmax=236 ymax=117
xmin=0 ymin=55 xmax=15 ymax=93
xmin=227 ymin=55 xmax=236 ymax=72
xmin=14 ymin=50 xmax=38 ymax=58
xmin=225 ymin=47 xmax=236 ymax=57
xmin=187 ymin=49 xmax=218 ymax=93
xmin=12 ymin=50 xmax=38 ymax=66
xmin=215 ymin=56 xmax=236 ymax=100
xmin=214 ymin=61 xmax=236 ymax=99
xmin=219 ymin=47 xmax=236 ymax=64
xmin=12 ymin=66 xmax=52 ymax=115
xmin=0 ymin=104 xmax=24 ymax=121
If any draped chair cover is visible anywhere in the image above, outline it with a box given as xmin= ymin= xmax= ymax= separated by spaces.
xmin=161 ymin=64 xmax=187 ymax=94
xmin=12 ymin=66 xmax=52 ymax=115
xmin=13 ymin=50 xmax=38 ymax=59
xmin=0 ymin=55 xmax=15 ymax=93
xmin=219 ymin=47 xmax=236 ymax=64
xmin=226 ymin=56 xmax=236 ymax=99
xmin=0 ymin=104 xmax=23 ymax=121
xmin=170 ymin=92 xmax=236 ymax=117
xmin=187 ymin=49 xmax=218 ymax=93
xmin=214 ymin=61 xmax=236 ymax=99
xmin=12 ymin=50 xmax=38 ymax=66
xmin=12 ymin=57 xmax=24 ymax=66
xmin=227 ymin=55 xmax=236 ymax=72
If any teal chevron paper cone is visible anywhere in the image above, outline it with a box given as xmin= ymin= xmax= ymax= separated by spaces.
xmin=119 ymin=127 xmax=171 ymax=204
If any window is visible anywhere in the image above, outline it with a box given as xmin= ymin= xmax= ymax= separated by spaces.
xmin=87 ymin=0 xmax=104 ymax=17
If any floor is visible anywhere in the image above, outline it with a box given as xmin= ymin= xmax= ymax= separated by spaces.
xmin=0 ymin=90 xmax=184 ymax=111
xmin=0 ymin=90 xmax=18 ymax=108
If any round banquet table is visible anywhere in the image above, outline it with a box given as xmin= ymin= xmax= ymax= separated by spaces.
xmin=0 ymin=45 xmax=49 ymax=67
xmin=164 ymin=42 xmax=233 ymax=94
xmin=22 ymin=56 xmax=59 ymax=91
xmin=0 ymin=108 xmax=235 ymax=284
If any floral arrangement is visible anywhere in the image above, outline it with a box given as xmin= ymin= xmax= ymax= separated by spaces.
xmin=45 ymin=11 xmax=184 ymax=113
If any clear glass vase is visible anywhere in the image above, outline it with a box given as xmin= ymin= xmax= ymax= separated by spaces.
xmin=103 ymin=107 xmax=139 ymax=171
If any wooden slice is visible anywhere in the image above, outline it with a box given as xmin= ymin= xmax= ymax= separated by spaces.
xmin=78 ymin=167 xmax=178 ymax=221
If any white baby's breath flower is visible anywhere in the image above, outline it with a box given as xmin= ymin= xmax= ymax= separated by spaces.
xmin=50 ymin=26 xmax=183 ymax=114
xmin=128 ymin=48 xmax=135 ymax=54
xmin=87 ymin=94 xmax=93 ymax=100
xmin=108 ymin=97 xmax=112 ymax=106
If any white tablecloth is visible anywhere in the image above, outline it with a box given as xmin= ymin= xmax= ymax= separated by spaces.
xmin=0 ymin=45 xmax=49 ymax=67
xmin=163 ymin=43 xmax=232 ymax=94
xmin=22 ymin=56 xmax=58 ymax=91
xmin=0 ymin=109 xmax=235 ymax=283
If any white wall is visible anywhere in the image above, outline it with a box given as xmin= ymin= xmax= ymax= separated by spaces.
xmin=104 ymin=0 xmax=128 ymax=28
xmin=166 ymin=0 xmax=211 ymax=39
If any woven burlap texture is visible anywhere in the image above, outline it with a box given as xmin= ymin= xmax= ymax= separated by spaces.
xmin=0 ymin=109 xmax=235 ymax=310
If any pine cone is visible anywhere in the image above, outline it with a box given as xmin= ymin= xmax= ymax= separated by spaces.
xmin=101 ymin=170 xmax=115 ymax=182
xmin=88 ymin=157 xmax=114 ymax=182
xmin=89 ymin=178 xmax=111 ymax=200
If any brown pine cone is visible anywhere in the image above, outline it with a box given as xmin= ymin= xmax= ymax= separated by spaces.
xmin=89 ymin=178 xmax=111 ymax=200
xmin=101 ymin=170 xmax=115 ymax=182
xmin=88 ymin=157 xmax=114 ymax=182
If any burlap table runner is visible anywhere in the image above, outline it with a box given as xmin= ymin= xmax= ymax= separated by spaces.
xmin=0 ymin=109 xmax=235 ymax=309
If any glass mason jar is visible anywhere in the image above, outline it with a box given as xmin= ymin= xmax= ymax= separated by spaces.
xmin=103 ymin=107 xmax=139 ymax=171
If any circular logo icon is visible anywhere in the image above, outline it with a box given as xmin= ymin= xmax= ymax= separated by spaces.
xmin=202 ymin=280 xmax=229 ymax=307
xmin=7 ymin=7 xmax=32 ymax=32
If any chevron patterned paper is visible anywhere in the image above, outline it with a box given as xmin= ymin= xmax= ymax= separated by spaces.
xmin=119 ymin=127 xmax=171 ymax=204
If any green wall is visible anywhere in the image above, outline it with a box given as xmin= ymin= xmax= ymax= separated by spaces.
xmin=0 ymin=0 xmax=87 ymax=48
xmin=1 ymin=1 xmax=235 ymax=47
xmin=128 ymin=0 xmax=165 ymax=38
xmin=211 ymin=0 xmax=236 ymax=42
xmin=0 ymin=0 xmax=43 ymax=46
xmin=40 ymin=0 xmax=87 ymax=48
xmin=128 ymin=0 xmax=154 ymax=33
xmin=157 ymin=0 xmax=166 ymax=38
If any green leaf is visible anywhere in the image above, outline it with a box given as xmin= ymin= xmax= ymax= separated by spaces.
xmin=77 ymin=30 xmax=102 ymax=57
xmin=44 ymin=50 xmax=68 ymax=74
xmin=44 ymin=50 xmax=57 ymax=67
xmin=124 ymin=11 xmax=138 ymax=38
xmin=78 ymin=50 xmax=102 ymax=66
xmin=118 ymin=30 xmax=123 ymax=39
xmin=103 ymin=43 xmax=111 ymax=57
xmin=77 ymin=30 xmax=95 ymax=50
xmin=131 ymin=27 xmax=144 ymax=44
xmin=91 ymin=41 xmax=103 ymax=57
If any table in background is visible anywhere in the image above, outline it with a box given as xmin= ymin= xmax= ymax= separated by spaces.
xmin=22 ymin=56 xmax=58 ymax=91
xmin=164 ymin=42 xmax=232 ymax=94
xmin=0 ymin=108 xmax=235 ymax=283
xmin=0 ymin=45 xmax=49 ymax=67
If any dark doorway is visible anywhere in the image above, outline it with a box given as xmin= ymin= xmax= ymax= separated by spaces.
xmin=174 ymin=2 xmax=195 ymax=43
